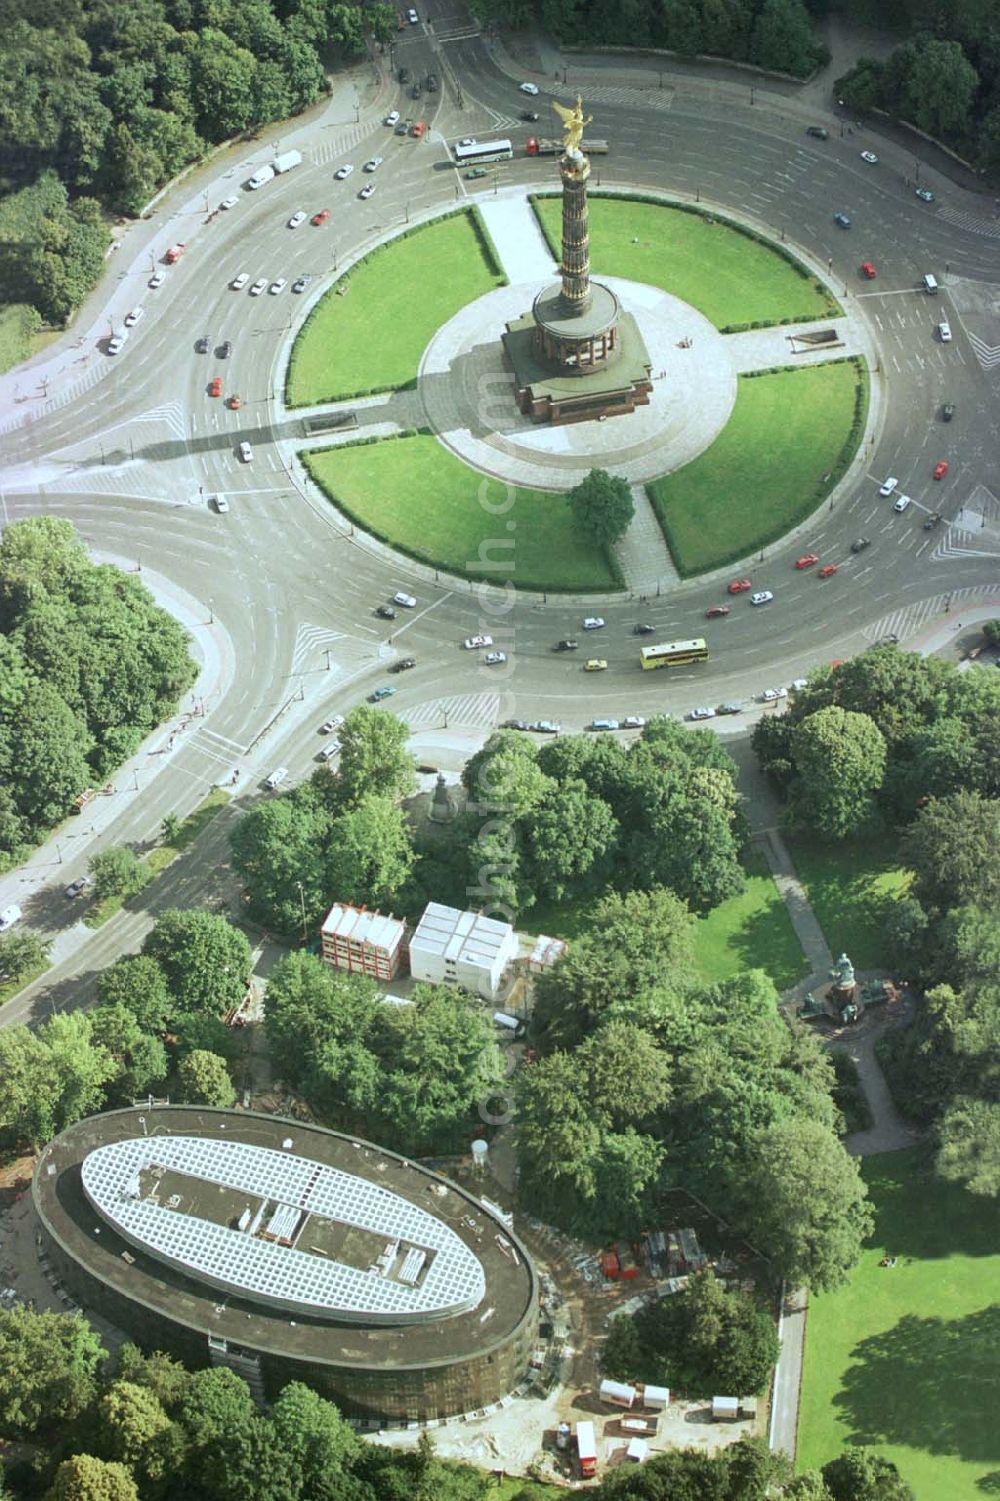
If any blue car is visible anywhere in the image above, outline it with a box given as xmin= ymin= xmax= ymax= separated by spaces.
xmin=368 ymin=685 xmax=396 ymax=703
xmin=833 ymin=212 xmax=851 ymax=229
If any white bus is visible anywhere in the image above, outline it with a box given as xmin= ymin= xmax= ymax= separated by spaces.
xmin=453 ymin=138 xmax=514 ymax=166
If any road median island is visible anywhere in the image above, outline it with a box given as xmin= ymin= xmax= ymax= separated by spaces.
xmin=531 ymin=193 xmax=842 ymax=330
xmin=285 ymin=210 xmax=507 ymax=407
xmin=301 ymin=432 xmax=623 ymax=593
xmin=647 ymin=359 xmax=868 ymax=577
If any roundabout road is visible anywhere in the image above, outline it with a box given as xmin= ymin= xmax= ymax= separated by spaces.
xmin=1 ymin=7 xmax=999 ymax=978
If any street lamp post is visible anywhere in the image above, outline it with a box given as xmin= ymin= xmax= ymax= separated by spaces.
xmin=296 ymin=881 xmax=308 ymax=944
xmin=208 ymin=598 xmax=215 ymax=624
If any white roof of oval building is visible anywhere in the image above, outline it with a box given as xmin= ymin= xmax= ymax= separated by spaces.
xmin=81 ymin=1134 xmax=486 ymax=1324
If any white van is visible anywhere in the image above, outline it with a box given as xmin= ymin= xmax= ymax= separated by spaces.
xmin=247 ymin=165 xmax=276 ymax=190
xmin=922 ymin=273 xmax=938 ymax=294
xmin=0 ymin=903 xmax=23 ymax=932
xmin=264 ymin=767 xmax=288 ymax=790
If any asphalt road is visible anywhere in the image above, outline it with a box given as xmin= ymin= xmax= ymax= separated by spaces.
xmin=1 ymin=8 xmax=998 ymax=1011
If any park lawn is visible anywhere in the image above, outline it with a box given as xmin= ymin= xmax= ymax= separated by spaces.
xmin=648 ymin=362 xmax=864 ymax=576
xmin=784 ymin=835 xmax=910 ymax=971
xmin=532 ymin=196 xmax=840 ymax=329
xmin=302 ymin=434 xmax=620 ymax=592
xmin=798 ymin=1148 xmax=1000 ymax=1501
xmin=286 ymin=211 xmax=505 ymax=405
xmin=692 ymin=849 xmax=808 ymax=990
xmin=0 ymin=303 xmax=42 ymax=374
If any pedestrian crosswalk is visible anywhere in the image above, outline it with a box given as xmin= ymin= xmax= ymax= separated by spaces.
xmin=938 ymin=203 xmax=1000 ymax=240
xmin=291 ymin=623 xmax=347 ymax=673
xmin=403 ymin=692 xmax=500 ymax=730
xmin=865 ymin=586 xmax=991 ymax=645
xmin=311 ymin=122 xmax=380 ymax=170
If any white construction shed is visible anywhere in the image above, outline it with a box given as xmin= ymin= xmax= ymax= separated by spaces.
xmin=712 ymin=1395 xmax=740 ymax=1422
xmin=409 ymin=902 xmax=517 ymax=1000
xmin=625 ymin=1438 xmax=649 ymax=1463
xmin=644 ymin=1384 xmax=670 ymax=1410
xmin=600 ymin=1378 xmax=637 ymax=1408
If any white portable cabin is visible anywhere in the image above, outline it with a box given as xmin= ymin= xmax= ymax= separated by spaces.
xmin=622 ymin=1417 xmax=654 ymax=1435
xmin=626 ymin=1438 xmax=649 ymax=1463
xmin=600 ymin=1378 xmax=637 ymax=1409
xmin=643 ymin=1384 xmax=670 ymax=1411
xmin=712 ymin=1395 xmax=740 ymax=1422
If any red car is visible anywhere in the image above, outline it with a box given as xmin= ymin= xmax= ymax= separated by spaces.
xmin=208 ymin=377 xmax=223 ymax=397
xmin=861 ymin=261 xmax=876 ymax=279
xmin=933 ymin=460 xmax=949 ymax=480
xmin=311 ymin=208 xmax=331 ymax=225
xmin=728 ymin=578 xmax=752 ymax=595
xmin=818 ymin=563 xmax=839 ymax=578
xmin=795 ymin=553 xmax=819 ymax=569
xmin=705 ymin=605 xmax=731 ymax=619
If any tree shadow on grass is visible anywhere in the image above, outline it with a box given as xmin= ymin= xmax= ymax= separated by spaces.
xmin=833 ymin=1304 xmax=1000 ymax=1465
xmin=863 ymin=1149 xmax=1000 ymax=1260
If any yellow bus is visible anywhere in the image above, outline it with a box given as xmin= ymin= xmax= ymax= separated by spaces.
xmin=640 ymin=638 xmax=710 ymax=670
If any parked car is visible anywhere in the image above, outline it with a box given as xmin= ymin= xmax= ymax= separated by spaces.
xmin=687 ymin=706 xmax=716 ymax=720
xmin=528 ymin=720 xmax=560 ymax=733
xmin=861 ymin=261 xmax=876 ymax=279
xmin=590 ymin=718 xmax=620 ymax=731
xmin=107 ymin=330 xmax=129 ymax=355
xmin=213 ymin=495 xmax=230 ymax=513
xmin=0 ymin=904 xmax=23 ymax=931
xmin=717 ymin=703 xmax=742 ymax=715
xmin=292 ymin=276 xmax=311 ymax=293
xmin=220 ymin=195 xmax=238 ymax=210
xmin=502 ymin=719 xmax=529 ymax=730
xmin=393 ymin=591 xmax=417 ymax=607
xmin=622 ymin=715 xmax=646 ymax=729
xmin=64 ymin=876 xmax=91 ymax=899
xmin=376 ymin=604 xmax=396 ymax=619
xmin=761 ymin=687 xmax=787 ymax=702
xmin=148 ymin=270 xmax=167 ymax=287
xmin=938 ymin=320 xmax=952 ymax=342
xmin=317 ymin=740 xmax=342 ymax=762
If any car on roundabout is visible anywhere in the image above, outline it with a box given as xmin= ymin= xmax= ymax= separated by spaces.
xmin=915 ymin=187 xmax=935 ymax=202
xmin=833 ymin=212 xmax=851 ymax=229
xmin=220 ymin=195 xmax=238 ymax=210
xmin=231 ymin=273 xmax=249 ymax=290
xmin=942 ymin=402 xmax=955 ymax=422
xmin=466 ymin=167 xmax=489 ymax=179
xmin=706 ymin=605 xmax=731 ymax=618
xmin=728 ymin=578 xmax=751 ymax=594
xmin=149 ymin=270 xmax=167 ymax=287
xmin=321 ymin=716 xmax=345 ymax=734
xmin=268 ymin=278 xmax=287 ymax=294
xmin=385 ymin=110 xmax=400 ymax=127
xmin=893 ymin=494 xmax=912 ymax=513
xmin=363 ymin=156 xmax=384 ymax=172
xmin=249 ymin=278 xmax=267 ymax=296
xmin=238 ymin=441 xmax=253 ymax=462
xmin=584 ymin=659 xmax=607 ymax=672
xmin=208 ymin=377 xmax=223 ymax=397
xmin=483 ymin=651 xmax=507 ymax=666
xmin=850 ymin=537 xmax=871 ymax=553
xmin=464 ymin=634 xmax=492 ymax=649
xmin=395 ymin=119 xmax=410 ymax=136
xmin=554 ymin=639 xmax=578 ymax=652
xmin=519 ymin=81 xmax=539 ymax=95
xmin=818 ymin=563 xmax=839 ymax=578
xmin=933 ymin=460 xmax=950 ymax=480
xmin=795 ymin=553 xmax=819 ymax=569
xmin=583 ymin=616 xmax=605 ymax=629
xmin=359 ymin=183 xmax=375 ymax=200
xmin=288 ymin=210 xmax=307 ymax=228
xmin=521 ymin=110 xmax=540 ymax=121
xmin=632 ymin=623 xmax=655 ymax=635
xmin=687 ymin=706 xmax=716 ymax=720
xmin=195 ymin=335 xmax=210 ymax=353
xmin=368 ymin=685 xmax=395 ymax=702
xmin=861 ymin=261 xmax=876 ymax=279
xmin=335 ymin=164 xmax=354 ymax=179
xmin=923 ymin=512 xmax=942 ymax=530
xmin=219 ymin=341 xmax=232 ymax=358
xmin=292 ymin=276 xmax=311 ymax=293
xmin=389 ymin=657 xmax=416 ymax=673
xmin=311 ymin=209 xmax=331 ymax=226
xmin=878 ymin=475 xmax=898 ymax=497
xmin=751 ymin=590 xmax=774 ymax=606
xmin=860 ymin=150 xmax=879 ymax=164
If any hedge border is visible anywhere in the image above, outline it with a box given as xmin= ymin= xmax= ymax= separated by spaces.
xmin=647 ymin=355 xmax=869 ymax=579
xmin=284 ymin=206 xmax=507 ymax=409
xmin=300 ymin=431 xmax=625 ymax=595
xmin=528 ymin=191 xmax=843 ymax=326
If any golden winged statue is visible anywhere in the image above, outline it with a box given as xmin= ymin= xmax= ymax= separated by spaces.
xmin=552 ymin=95 xmax=592 ymax=154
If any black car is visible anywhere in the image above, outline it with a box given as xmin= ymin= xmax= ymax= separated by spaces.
xmin=520 ymin=110 xmax=539 ymax=121
xmin=806 ymin=126 xmax=829 ymax=139
xmin=923 ymin=512 xmax=942 ymax=530
xmin=399 ymin=65 xmax=410 ymax=82
xmin=410 ymin=82 xmax=421 ymax=98
xmin=553 ymin=639 xmax=578 ymax=651
xmin=395 ymin=120 xmax=409 ymax=135
xmin=426 ymin=74 xmax=438 ymax=91
xmin=717 ymin=703 xmax=743 ymax=716
xmin=389 ymin=657 xmax=416 ymax=673
xmin=195 ymin=336 xmax=210 ymax=353
xmin=219 ymin=340 xmax=232 ymax=358
xmin=375 ymin=604 xmax=397 ymax=620
xmin=942 ymin=402 xmax=955 ymax=422
xmin=632 ymin=623 xmax=655 ymax=636
xmin=850 ymin=537 xmax=870 ymax=554
xmin=501 ymin=718 xmax=529 ymax=730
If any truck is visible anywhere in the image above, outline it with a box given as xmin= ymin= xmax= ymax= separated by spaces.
xmin=526 ymin=137 xmax=608 ymax=155
xmin=575 ymin=1420 xmax=597 ymax=1478
xmin=273 ymin=149 xmax=303 ymax=174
